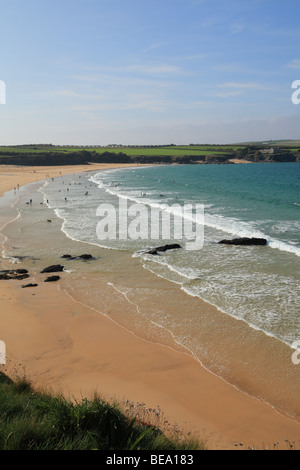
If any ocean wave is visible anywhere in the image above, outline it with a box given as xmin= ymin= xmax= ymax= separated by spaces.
xmin=91 ymin=172 xmax=300 ymax=258
xmin=136 ymin=252 xmax=203 ymax=281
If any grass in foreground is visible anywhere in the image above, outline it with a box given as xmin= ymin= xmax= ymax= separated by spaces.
xmin=0 ymin=372 xmax=204 ymax=450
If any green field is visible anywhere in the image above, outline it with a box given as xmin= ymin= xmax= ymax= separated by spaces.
xmin=0 ymin=144 xmax=241 ymax=157
xmin=93 ymin=146 xmax=232 ymax=157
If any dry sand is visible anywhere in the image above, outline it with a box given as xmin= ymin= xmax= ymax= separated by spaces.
xmin=1 ymin=163 xmax=300 ymax=450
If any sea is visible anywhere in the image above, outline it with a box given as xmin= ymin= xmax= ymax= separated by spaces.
xmin=1 ymin=162 xmax=300 ymax=419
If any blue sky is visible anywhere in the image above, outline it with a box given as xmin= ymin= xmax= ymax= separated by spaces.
xmin=1 ymin=0 xmax=300 ymax=145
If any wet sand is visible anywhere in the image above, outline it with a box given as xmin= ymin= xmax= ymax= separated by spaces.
xmin=1 ymin=164 xmax=300 ymax=450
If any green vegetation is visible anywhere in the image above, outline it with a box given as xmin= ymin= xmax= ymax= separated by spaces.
xmin=0 ymin=142 xmax=299 ymax=166
xmin=0 ymin=372 xmax=203 ymax=450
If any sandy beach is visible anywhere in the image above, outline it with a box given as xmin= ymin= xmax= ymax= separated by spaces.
xmin=1 ymin=164 xmax=300 ymax=450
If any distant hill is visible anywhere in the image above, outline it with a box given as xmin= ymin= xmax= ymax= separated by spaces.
xmin=233 ymin=139 xmax=300 ymax=147
xmin=0 ymin=143 xmax=299 ymax=166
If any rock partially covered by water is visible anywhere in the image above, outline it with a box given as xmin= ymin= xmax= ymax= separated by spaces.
xmin=44 ymin=276 xmax=60 ymax=282
xmin=146 ymin=244 xmax=182 ymax=255
xmin=40 ymin=265 xmax=65 ymax=273
xmin=77 ymin=254 xmax=94 ymax=260
xmin=219 ymin=237 xmax=267 ymax=246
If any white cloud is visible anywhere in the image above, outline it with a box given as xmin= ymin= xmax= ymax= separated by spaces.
xmin=143 ymin=42 xmax=169 ymax=53
xmin=214 ymin=82 xmax=263 ymax=98
xmin=229 ymin=23 xmax=245 ymax=35
xmin=44 ymin=89 xmax=106 ymax=100
xmin=287 ymin=59 xmax=300 ymax=69
xmin=71 ymin=95 xmax=167 ymax=113
xmin=126 ymin=64 xmax=181 ymax=75
xmin=219 ymin=82 xmax=261 ymax=89
xmin=215 ymin=90 xmax=243 ymax=98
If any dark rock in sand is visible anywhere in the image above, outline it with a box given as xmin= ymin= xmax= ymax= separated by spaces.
xmin=0 ymin=273 xmax=11 ymax=280
xmin=21 ymin=283 xmax=38 ymax=288
xmin=218 ymin=237 xmax=267 ymax=246
xmin=0 ymin=269 xmax=28 ymax=275
xmin=41 ymin=265 xmax=64 ymax=273
xmin=146 ymin=243 xmax=182 ymax=255
xmin=0 ymin=270 xmax=30 ymax=281
xmin=44 ymin=276 xmax=60 ymax=282
xmin=61 ymin=254 xmax=94 ymax=261
xmin=15 ymin=274 xmax=30 ymax=280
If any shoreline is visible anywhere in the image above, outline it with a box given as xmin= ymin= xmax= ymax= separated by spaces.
xmin=1 ymin=164 xmax=300 ymax=450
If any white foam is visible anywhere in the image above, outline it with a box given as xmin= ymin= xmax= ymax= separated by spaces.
xmin=268 ymin=238 xmax=300 ymax=257
xmin=136 ymin=252 xmax=202 ymax=281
